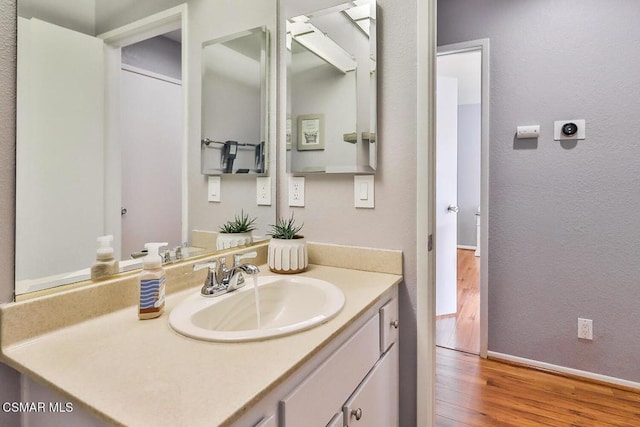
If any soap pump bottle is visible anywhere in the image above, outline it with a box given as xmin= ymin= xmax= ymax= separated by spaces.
xmin=139 ymin=242 xmax=168 ymax=320
xmin=91 ymin=235 xmax=119 ymax=280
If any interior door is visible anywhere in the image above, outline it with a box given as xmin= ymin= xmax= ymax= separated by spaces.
xmin=120 ymin=68 xmax=183 ymax=257
xmin=435 ymin=76 xmax=459 ymax=316
xmin=16 ymin=18 xmax=104 ymax=281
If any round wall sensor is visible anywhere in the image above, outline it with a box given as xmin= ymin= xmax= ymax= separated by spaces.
xmin=561 ymin=122 xmax=578 ymax=136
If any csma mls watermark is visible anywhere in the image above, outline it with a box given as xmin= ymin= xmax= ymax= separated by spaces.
xmin=3 ymin=401 xmax=74 ymax=413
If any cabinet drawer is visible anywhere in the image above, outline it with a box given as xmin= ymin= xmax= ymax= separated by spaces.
xmin=343 ymin=344 xmax=399 ymax=427
xmin=327 ymin=412 xmax=343 ymax=427
xmin=379 ymin=298 xmax=399 ymax=352
xmin=280 ymin=313 xmax=380 ymax=426
xmin=254 ymin=414 xmax=275 ymax=427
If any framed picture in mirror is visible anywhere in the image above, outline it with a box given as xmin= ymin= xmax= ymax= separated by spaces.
xmin=297 ymin=114 xmax=324 ymax=151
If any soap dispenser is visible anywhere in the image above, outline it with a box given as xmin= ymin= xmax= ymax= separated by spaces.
xmin=91 ymin=235 xmax=119 ymax=280
xmin=139 ymin=242 xmax=168 ymax=320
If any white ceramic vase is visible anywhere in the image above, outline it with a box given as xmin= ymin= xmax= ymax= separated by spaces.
xmin=216 ymin=232 xmax=253 ymax=250
xmin=268 ymin=237 xmax=308 ymax=274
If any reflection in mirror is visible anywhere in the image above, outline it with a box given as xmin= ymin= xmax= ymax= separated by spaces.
xmin=286 ymin=0 xmax=376 ymax=174
xmin=14 ymin=1 xmax=276 ymax=297
xmin=201 ymin=27 xmax=269 ymax=175
xmin=15 ymin=3 xmax=187 ymax=296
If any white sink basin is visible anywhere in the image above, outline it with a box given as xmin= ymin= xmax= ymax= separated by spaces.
xmin=169 ymin=276 xmax=345 ymax=342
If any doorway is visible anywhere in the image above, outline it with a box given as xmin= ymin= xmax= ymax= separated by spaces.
xmin=98 ymin=5 xmax=188 ymax=261
xmin=435 ymin=45 xmax=485 ymax=355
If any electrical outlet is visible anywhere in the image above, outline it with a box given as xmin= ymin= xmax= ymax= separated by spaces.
xmin=288 ymin=177 xmax=305 ymax=207
xmin=578 ymin=318 xmax=593 ymax=340
xmin=256 ymin=177 xmax=271 ymax=206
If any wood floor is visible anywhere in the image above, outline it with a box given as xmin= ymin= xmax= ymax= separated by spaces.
xmin=436 ymin=249 xmax=480 ymax=354
xmin=435 ymin=347 xmax=640 ymax=426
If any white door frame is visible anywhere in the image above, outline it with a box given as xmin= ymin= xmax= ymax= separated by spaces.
xmin=98 ymin=5 xmax=189 ymax=259
xmin=416 ymin=1 xmax=437 ymax=426
xmin=416 ymin=0 xmax=490 ymax=420
xmin=437 ymin=39 xmax=490 ymax=357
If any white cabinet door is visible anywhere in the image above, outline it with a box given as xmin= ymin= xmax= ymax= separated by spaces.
xmin=342 ymin=344 xmax=399 ymax=427
xmin=280 ymin=314 xmax=380 ymax=426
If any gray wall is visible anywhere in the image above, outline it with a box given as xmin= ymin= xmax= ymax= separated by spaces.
xmin=122 ymin=35 xmax=182 ymax=80
xmin=457 ymin=103 xmax=480 ymax=247
xmin=0 ymin=2 xmax=23 ymax=426
xmin=439 ymin=0 xmax=640 ymax=381
xmin=279 ymin=1 xmax=418 ymax=425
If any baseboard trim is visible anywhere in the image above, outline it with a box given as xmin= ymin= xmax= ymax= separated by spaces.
xmin=457 ymin=245 xmax=476 ymax=251
xmin=487 ymin=351 xmax=640 ymax=391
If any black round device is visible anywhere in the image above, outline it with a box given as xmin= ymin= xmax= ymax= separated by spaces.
xmin=561 ymin=122 xmax=578 ymax=136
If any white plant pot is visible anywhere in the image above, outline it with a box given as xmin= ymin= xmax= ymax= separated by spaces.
xmin=268 ymin=237 xmax=308 ymax=274
xmin=216 ymin=232 xmax=253 ymax=250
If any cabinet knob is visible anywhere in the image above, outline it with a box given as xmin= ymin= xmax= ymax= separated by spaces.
xmin=391 ymin=320 xmax=399 ymax=329
xmin=351 ymin=408 xmax=363 ymax=421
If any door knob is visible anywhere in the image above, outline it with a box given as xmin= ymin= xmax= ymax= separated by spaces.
xmin=447 ymin=204 xmax=459 ymax=213
xmin=351 ymin=408 xmax=363 ymax=421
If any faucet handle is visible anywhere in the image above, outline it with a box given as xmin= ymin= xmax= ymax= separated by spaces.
xmin=234 ymin=251 xmax=258 ymax=267
xmin=193 ymin=261 xmax=219 ymax=287
xmin=193 ymin=261 xmax=216 ymax=272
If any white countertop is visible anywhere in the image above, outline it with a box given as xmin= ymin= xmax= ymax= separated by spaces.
xmin=2 ymin=264 xmax=401 ymax=426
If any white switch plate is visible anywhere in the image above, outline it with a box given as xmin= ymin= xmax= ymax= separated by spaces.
xmin=256 ymin=177 xmax=271 ymax=206
xmin=354 ymin=175 xmax=374 ymax=208
xmin=288 ymin=177 xmax=305 ymax=207
xmin=208 ymin=176 xmax=221 ymax=202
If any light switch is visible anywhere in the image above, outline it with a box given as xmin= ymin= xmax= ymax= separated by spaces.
xmin=354 ymin=175 xmax=374 ymax=208
xmin=208 ymin=176 xmax=221 ymax=202
xmin=359 ymin=183 xmax=369 ymax=200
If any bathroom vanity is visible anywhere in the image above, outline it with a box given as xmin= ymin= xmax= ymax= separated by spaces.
xmin=0 ymin=244 xmax=402 ymax=426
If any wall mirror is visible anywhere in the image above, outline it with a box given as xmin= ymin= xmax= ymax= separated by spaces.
xmin=201 ymin=27 xmax=269 ymax=175
xmin=15 ymin=0 xmax=276 ymax=297
xmin=286 ymin=0 xmax=377 ymax=174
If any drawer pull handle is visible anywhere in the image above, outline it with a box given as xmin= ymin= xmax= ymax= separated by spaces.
xmin=391 ymin=320 xmax=399 ymax=329
xmin=352 ymin=408 xmax=363 ymax=420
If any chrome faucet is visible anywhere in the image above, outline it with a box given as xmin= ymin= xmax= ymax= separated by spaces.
xmin=193 ymin=251 xmax=259 ymax=297
xmin=223 ymin=252 xmax=260 ymax=291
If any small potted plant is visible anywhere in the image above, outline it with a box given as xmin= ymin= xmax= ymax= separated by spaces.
xmin=267 ymin=213 xmax=308 ymax=274
xmin=216 ymin=210 xmax=257 ymax=250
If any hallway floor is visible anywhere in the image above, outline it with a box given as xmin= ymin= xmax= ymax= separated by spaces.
xmin=436 ymin=249 xmax=480 ymax=354
xmin=435 ymin=346 xmax=640 ymax=426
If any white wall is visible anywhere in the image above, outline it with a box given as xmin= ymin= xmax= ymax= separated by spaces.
xmin=18 ymin=0 xmax=95 ymax=34
xmin=280 ymin=1 xmax=419 ymax=425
